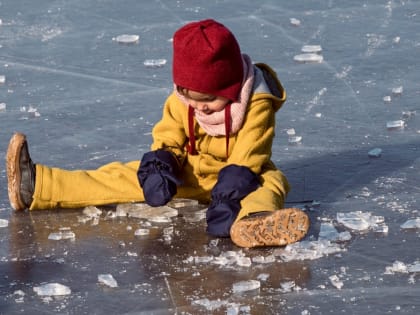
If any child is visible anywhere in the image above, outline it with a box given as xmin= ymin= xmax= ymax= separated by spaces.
xmin=6 ymin=19 xmax=309 ymax=248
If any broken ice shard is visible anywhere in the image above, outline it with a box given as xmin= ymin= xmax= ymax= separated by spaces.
xmin=329 ymin=275 xmax=344 ymax=289
xmin=290 ymin=18 xmax=301 ymax=26
xmin=386 ymin=120 xmax=405 ymax=130
xmin=98 ymin=274 xmax=118 ymax=288
xmin=293 ymin=53 xmax=323 ymax=63
xmin=168 ymin=198 xmax=199 ymax=208
xmin=33 ymin=283 xmax=71 ymax=296
xmin=392 ymin=86 xmax=403 ymax=95
xmin=143 ymin=59 xmax=167 ymax=68
xmin=0 ymin=219 xmax=8 ymax=228
xmin=0 ymin=75 xmax=5 ymax=84
xmin=301 ymin=45 xmax=322 ymax=53
xmin=288 ymin=136 xmax=302 ymax=144
xmin=400 ymin=218 xmax=420 ymax=229
xmin=117 ymin=203 xmax=178 ymax=220
xmin=368 ymin=148 xmax=382 ymax=157
xmin=336 ymin=211 xmax=385 ymax=231
xmin=48 ymin=228 xmax=76 ymax=240
xmin=114 ymin=34 xmax=139 ymax=44
xmin=232 ymin=280 xmax=260 ymax=293
xmin=318 ymin=222 xmax=351 ymax=242
xmin=134 ymin=228 xmax=150 ymax=236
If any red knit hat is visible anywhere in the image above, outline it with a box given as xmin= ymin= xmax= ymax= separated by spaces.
xmin=173 ymin=19 xmax=244 ymax=102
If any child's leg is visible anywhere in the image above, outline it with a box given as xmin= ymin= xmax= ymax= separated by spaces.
xmin=31 ymin=161 xmax=143 ymax=209
xmin=230 ymin=167 xmax=310 ymax=248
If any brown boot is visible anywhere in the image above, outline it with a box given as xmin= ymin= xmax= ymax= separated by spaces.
xmin=6 ymin=132 xmax=36 ymax=211
xmin=230 ymin=208 xmax=310 ymax=248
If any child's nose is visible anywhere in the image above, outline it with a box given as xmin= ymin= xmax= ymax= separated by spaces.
xmin=191 ymin=101 xmax=208 ymax=112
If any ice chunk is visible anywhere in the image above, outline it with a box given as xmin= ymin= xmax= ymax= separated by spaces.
xmin=386 ymin=120 xmax=405 ymax=130
xmin=192 ymin=298 xmax=226 ymax=311
xmin=33 ymin=283 xmax=71 ymax=296
xmin=368 ymin=148 xmax=382 ymax=158
xmin=134 ymin=228 xmax=150 ymax=236
xmin=383 ymin=95 xmax=392 ymax=102
xmin=117 ymin=203 xmax=178 ymax=220
xmin=392 ymin=86 xmax=403 ymax=95
xmin=293 ymin=53 xmax=323 ymax=63
xmin=301 ymin=45 xmax=322 ymax=53
xmin=98 ymin=274 xmax=118 ymax=288
xmin=257 ymin=273 xmax=270 ymax=281
xmin=83 ymin=205 xmax=102 ymax=217
xmin=236 ymin=256 xmax=252 ymax=267
xmin=232 ymin=280 xmax=260 ymax=293
xmin=288 ymin=135 xmax=302 ymax=144
xmin=183 ymin=208 xmax=206 ymax=223
xmin=274 ymin=240 xmax=345 ymax=262
xmin=279 ymin=281 xmax=296 ymax=292
xmin=168 ymin=198 xmax=199 ymax=208
xmin=336 ymin=211 xmax=384 ymax=231
xmin=319 ymin=223 xmax=351 ymax=242
xmin=290 ymin=18 xmax=301 ymax=26
xmin=143 ymin=59 xmax=167 ymax=68
xmin=0 ymin=219 xmax=8 ymax=228
xmin=114 ymin=34 xmax=139 ymax=44
xmin=0 ymin=75 xmax=5 ymax=84
xmin=0 ymin=103 xmax=5 ymax=111
xmin=400 ymin=218 xmax=420 ymax=229
xmin=329 ymin=275 xmax=344 ymax=289
xmin=408 ymin=262 xmax=420 ymax=273
xmin=384 ymin=261 xmax=408 ymax=274
xmin=286 ymin=128 xmax=296 ymax=136
xmin=48 ymin=228 xmax=76 ymax=241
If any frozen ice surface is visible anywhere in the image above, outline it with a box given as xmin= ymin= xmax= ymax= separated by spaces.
xmin=98 ymin=274 xmax=118 ymax=288
xmin=113 ymin=34 xmax=139 ymax=44
xmin=1 ymin=1 xmax=420 ymax=314
xmin=400 ymin=218 xmax=420 ymax=229
xmin=293 ymin=53 xmax=323 ymax=63
xmin=0 ymin=218 xmax=8 ymax=228
xmin=232 ymin=280 xmax=260 ymax=293
xmin=33 ymin=283 xmax=71 ymax=296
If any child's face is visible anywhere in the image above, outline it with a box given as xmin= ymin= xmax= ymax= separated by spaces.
xmin=182 ymin=90 xmax=230 ymax=115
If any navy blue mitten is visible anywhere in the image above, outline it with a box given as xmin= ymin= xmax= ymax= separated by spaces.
xmin=206 ymin=164 xmax=260 ymax=237
xmin=137 ymin=149 xmax=182 ymax=207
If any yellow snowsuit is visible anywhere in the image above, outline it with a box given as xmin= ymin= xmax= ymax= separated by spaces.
xmin=30 ymin=64 xmax=290 ymax=221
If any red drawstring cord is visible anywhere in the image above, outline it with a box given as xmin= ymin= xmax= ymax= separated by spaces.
xmin=187 ymin=103 xmax=232 ymax=158
xmin=187 ymin=105 xmax=197 ymax=155
xmin=224 ymin=102 xmax=232 ymax=158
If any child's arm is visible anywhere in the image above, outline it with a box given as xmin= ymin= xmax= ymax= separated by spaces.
xmin=150 ymin=93 xmax=188 ymax=164
xmin=227 ymin=97 xmax=276 ymax=174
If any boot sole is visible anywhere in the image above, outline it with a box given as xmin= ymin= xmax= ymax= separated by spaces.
xmin=230 ymin=208 xmax=310 ymax=248
xmin=6 ymin=132 xmax=27 ymax=211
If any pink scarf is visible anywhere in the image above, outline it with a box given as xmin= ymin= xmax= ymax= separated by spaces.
xmin=175 ymin=54 xmax=255 ymax=136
